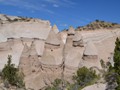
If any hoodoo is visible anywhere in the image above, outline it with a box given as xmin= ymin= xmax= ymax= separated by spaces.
xmin=52 ymin=24 xmax=59 ymax=34
xmin=83 ymin=41 xmax=98 ymax=62
xmin=41 ymin=28 xmax=63 ymax=66
xmin=73 ymin=31 xmax=84 ymax=47
xmin=45 ymin=30 xmax=60 ymax=46
xmin=68 ymin=26 xmax=75 ymax=35
xmin=19 ymin=44 xmax=31 ymax=76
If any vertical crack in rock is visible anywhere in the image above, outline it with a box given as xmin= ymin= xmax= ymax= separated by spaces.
xmin=61 ymin=36 xmax=69 ymax=89
xmin=61 ymin=43 xmax=66 ymax=89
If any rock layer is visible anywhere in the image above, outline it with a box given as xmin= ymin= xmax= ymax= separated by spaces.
xmin=0 ymin=14 xmax=120 ymax=90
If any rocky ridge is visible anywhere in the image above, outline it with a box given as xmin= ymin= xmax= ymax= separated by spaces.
xmin=77 ymin=20 xmax=120 ymax=31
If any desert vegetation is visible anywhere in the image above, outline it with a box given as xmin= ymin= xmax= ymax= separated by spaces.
xmin=45 ymin=37 xmax=120 ymax=90
xmin=77 ymin=20 xmax=119 ymax=31
xmin=113 ymin=37 xmax=120 ymax=90
xmin=0 ymin=55 xmax=25 ymax=89
xmin=103 ymin=37 xmax=120 ymax=90
xmin=45 ymin=67 xmax=99 ymax=90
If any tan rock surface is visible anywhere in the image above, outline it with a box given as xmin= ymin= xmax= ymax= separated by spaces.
xmin=0 ymin=14 xmax=120 ymax=90
xmin=52 ymin=24 xmax=59 ymax=34
xmin=68 ymin=26 xmax=75 ymax=35
xmin=82 ymin=83 xmax=106 ymax=90
xmin=83 ymin=41 xmax=98 ymax=56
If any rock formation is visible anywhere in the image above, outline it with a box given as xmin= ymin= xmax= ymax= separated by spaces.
xmin=52 ymin=24 xmax=59 ymax=34
xmin=0 ymin=14 xmax=120 ymax=89
xmin=68 ymin=26 xmax=75 ymax=35
xmin=77 ymin=20 xmax=120 ymax=31
xmin=73 ymin=31 xmax=84 ymax=47
xmin=83 ymin=41 xmax=98 ymax=62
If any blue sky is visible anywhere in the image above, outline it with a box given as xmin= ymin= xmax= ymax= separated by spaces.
xmin=0 ymin=0 xmax=120 ymax=31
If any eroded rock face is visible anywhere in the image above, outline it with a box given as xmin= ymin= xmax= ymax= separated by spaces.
xmin=73 ymin=31 xmax=84 ymax=47
xmin=0 ymin=14 xmax=51 ymax=43
xmin=83 ymin=41 xmax=98 ymax=62
xmin=0 ymin=14 xmax=120 ymax=90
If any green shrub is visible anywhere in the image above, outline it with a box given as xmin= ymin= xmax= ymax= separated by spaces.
xmin=73 ymin=66 xmax=99 ymax=89
xmin=2 ymin=55 xmax=25 ymax=88
xmin=95 ymin=19 xmax=99 ymax=22
xmin=52 ymin=79 xmax=62 ymax=87
xmin=45 ymin=79 xmax=62 ymax=90
xmin=100 ymin=59 xmax=106 ymax=69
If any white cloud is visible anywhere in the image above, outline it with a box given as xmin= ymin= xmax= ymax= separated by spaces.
xmin=53 ymin=4 xmax=59 ymax=7
xmin=0 ymin=0 xmax=54 ymax=14
xmin=43 ymin=0 xmax=76 ymax=8
xmin=44 ymin=0 xmax=58 ymax=3
xmin=60 ymin=24 xmax=68 ymax=27
xmin=63 ymin=0 xmax=76 ymax=5
xmin=17 ymin=11 xmax=22 ymax=14
xmin=0 ymin=0 xmax=4 ymax=1
xmin=0 ymin=0 xmax=76 ymax=15
xmin=31 ymin=10 xmax=35 ymax=13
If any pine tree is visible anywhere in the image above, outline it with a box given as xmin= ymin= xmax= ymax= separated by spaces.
xmin=113 ymin=37 xmax=120 ymax=90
